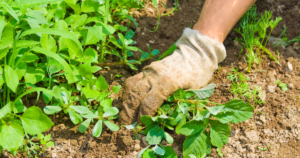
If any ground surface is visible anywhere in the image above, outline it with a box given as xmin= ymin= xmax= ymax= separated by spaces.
xmin=2 ymin=0 xmax=300 ymax=157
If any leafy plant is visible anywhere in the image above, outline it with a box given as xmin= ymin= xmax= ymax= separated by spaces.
xmin=227 ymin=68 xmax=265 ymax=105
xmin=275 ymin=79 xmax=287 ymax=91
xmin=136 ymin=84 xmax=254 ymax=158
xmin=234 ymin=5 xmax=282 ymax=72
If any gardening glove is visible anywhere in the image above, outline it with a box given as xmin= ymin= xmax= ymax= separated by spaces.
xmin=118 ymin=28 xmax=226 ymax=125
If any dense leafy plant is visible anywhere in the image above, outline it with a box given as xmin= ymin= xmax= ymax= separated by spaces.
xmin=227 ymin=68 xmax=265 ymax=105
xmin=234 ymin=5 xmax=282 ymax=72
xmin=136 ymin=84 xmax=254 ymax=158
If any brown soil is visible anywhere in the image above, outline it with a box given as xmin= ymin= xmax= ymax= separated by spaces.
xmin=2 ymin=0 xmax=300 ymax=158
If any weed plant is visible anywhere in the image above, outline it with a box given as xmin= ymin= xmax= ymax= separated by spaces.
xmin=133 ymin=84 xmax=254 ymax=158
xmin=234 ymin=5 xmax=282 ymax=72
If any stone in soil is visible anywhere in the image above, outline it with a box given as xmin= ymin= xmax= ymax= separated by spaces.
xmin=267 ymin=85 xmax=276 ymax=93
xmin=284 ymin=62 xmax=293 ymax=72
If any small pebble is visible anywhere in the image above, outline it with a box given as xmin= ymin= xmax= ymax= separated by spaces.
xmin=288 ymin=83 xmax=294 ymax=89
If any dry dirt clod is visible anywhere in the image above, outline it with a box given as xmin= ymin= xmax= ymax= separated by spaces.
xmin=134 ymin=144 xmax=140 ymax=151
xmin=267 ymin=85 xmax=276 ymax=93
xmin=293 ymin=42 xmax=300 ymax=50
xmin=259 ymin=115 xmax=267 ymax=123
xmin=245 ymin=131 xmax=260 ymax=143
xmin=284 ymin=62 xmax=293 ymax=72
xmin=288 ymin=83 xmax=294 ymax=89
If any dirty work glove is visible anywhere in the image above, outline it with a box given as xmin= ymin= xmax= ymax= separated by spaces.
xmin=118 ymin=28 xmax=226 ymax=125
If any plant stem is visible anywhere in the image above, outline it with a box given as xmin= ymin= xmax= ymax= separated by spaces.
xmin=96 ymin=61 xmax=125 ymax=66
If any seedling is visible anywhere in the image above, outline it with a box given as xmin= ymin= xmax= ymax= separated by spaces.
xmin=258 ymin=145 xmax=270 ymax=151
xmin=227 ymin=68 xmax=265 ymax=105
xmin=20 ymin=134 xmax=54 ymax=158
xmin=275 ymin=79 xmax=288 ymax=91
xmin=137 ymin=84 xmax=254 ymax=157
xmin=234 ymin=5 xmax=282 ymax=72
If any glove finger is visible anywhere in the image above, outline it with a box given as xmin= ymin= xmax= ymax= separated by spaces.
xmin=118 ymin=73 xmax=150 ymax=125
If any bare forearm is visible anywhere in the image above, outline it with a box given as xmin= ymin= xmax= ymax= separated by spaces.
xmin=193 ymin=0 xmax=256 ymax=43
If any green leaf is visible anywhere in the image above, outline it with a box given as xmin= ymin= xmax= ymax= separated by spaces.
xmin=180 ymin=119 xmax=208 ymax=136
xmin=20 ymin=28 xmax=82 ymax=53
xmin=70 ymin=106 xmax=89 ymax=114
xmin=44 ymin=134 xmax=51 ymax=141
xmin=92 ymin=119 xmax=103 ymax=137
xmin=31 ymin=47 xmax=76 ymax=83
xmin=20 ymin=106 xmax=54 ymax=135
xmin=146 ymin=126 xmax=164 ymax=145
xmin=78 ymin=47 xmax=98 ymax=63
xmin=152 ymin=145 xmax=165 ymax=156
xmin=124 ymin=122 xmax=137 ymax=130
xmin=79 ymin=118 xmax=91 ymax=133
xmin=0 ymin=122 xmax=24 ymax=152
xmin=209 ymin=120 xmax=231 ymax=148
xmin=164 ymin=132 xmax=174 ymax=144
xmin=162 ymin=146 xmax=178 ymax=158
xmin=16 ymin=40 xmax=40 ymax=48
xmin=96 ymin=75 xmax=109 ymax=90
xmin=183 ymin=132 xmax=208 ymax=158
xmin=103 ymin=119 xmax=119 ymax=131
xmin=8 ymin=0 xmax=64 ymax=7
xmin=4 ymin=65 xmax=19 ymax=93
xmin=143 ymin=149 xmax=157 ymax=158
xmin=151 ymin=49 xmax=160 ymax=56
xmin=24 ymin=67 xmax=45 ymax=84
xmin=103 ymin=107 xmax=119 ymax=117
xmin=140 ymin=115 xmax=154 ymax=125
xmin=81 ymin=110 xmax=98 ymax=119
xmin=41 ymin=34 xmax=56 ymax=52
xmin=187 ymin=83 xmax=216 ymax=99
xmin=0 ymin=66 xmax=4 ymax=88
xmin=206 ymin=106 xmax=224 ymax=115
xmin=46 ymin=141 xmax=54 ymax=147
xmin=82 ymin=85 xmax=102 ymax=100
xmin=22 ymin=52 xmax=39 ymax=63
xmin=0 ymin=1 xmax=19 ymax=22
xmin=48 ymin=58 xmax=63 ymax=75
xmin=15 ymin=61 xmax=26 ymax=80
xmin=137 ymin=146 xmax=150 ymax=158
xmin=0 ymin=16 xmax=5 ymax=40
xmin=68 ymin=109 xmax=82 ymax=125
xmin=176 ymin=115 xmax=186 ymax=134
xmin=79 ymin=62 xmax=92 ymax=80
xmin=44 ymin=106 xmax=62 ymax=115
xmin=91 ymin=66 xmax=102 ymax=73
xmin=82 ymin=26 xmax=103 ymax=46
xmin=0 ymin=102 xmax=13 ymax=120
xmin=125 ymin=30 xmax=135 ymax=39
xmin=127 ymin=63 xmax=138 ymax=70
xmin=13 ymin=99 xmax=26 ymax=113
xmin=81 ymin=0 xmax=99 ymax=13
xmin=112 ymin=85 xmax=121 ymax=93
xmin=214 ymin=99 xmax=254 ymax=124
xmin=53 ymin=20 xmax=68 ymax=31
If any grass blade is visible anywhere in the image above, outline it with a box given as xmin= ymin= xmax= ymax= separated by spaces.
xmin=0 ymin=1 xmax=19 ymax=22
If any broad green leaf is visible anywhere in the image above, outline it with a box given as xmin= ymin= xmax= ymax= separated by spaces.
xmin=13 ymin=99 xmax=27 ymax=113
xmin=151 ymin=49 xmax=160 ymax=56
xmin=97 ymin=23 xmax=116 ymax=35
xmin=0 ymin=122 xmax=24 ymax=152
xmin=82 ymin=85 xmax=102 ymax=100
xmin=44 ymin=106 xmax=62 ymax=115
xmin=81 ymin=110 xmax=98 ymax=119
xmin=183 ymin=132 xmax=208 ymax=158
xmin=214 ymin=99 xmax=254 ymax=123
xmin=41 ymin=34 xmax=57 ymax=52
xmin=26 ymin=18 xmax=41 ymax=36
xmin=112 ymin=85 xmax=121 ymax=93
xmin=0 ymin=1 xmax=19 ymax=22
xmin=31 ymin=47 xmax=76 ymax=83
xmin=16 ymin=40 xmax=40 ymax=48
xmin=79 ymin=62 xmax=92 ymax=80
xmin=68 ymin=109 xmax=82 ymax=125
xmin=137 ymin=146 xmax=150 ymax=158
xmin=91 ymin=66 xmax=102 ymax=73
xmin=82 ymin=26 xmax=103 ymax=46
xmin=180 ymin=119 xmax=208 ymax=136
xmin=0 ymin=16 xmax=5 ymax=40
xmin=0 ymin=102 xmax=13 ymax=120
xmin=162 ymin=146 xmax=178 ymax=158
xmin=125 ymin=30 xmax=135 ymax=39
xmin=0 ymin=66 xmax=4 ymax=88
xmin=103 ymin=107 xmax=119 ymax=117
xmin=70 ymin=106 xmax=89 ymax=114
xmin=152 ymin=145 xmax=165 ymax=156
xmin=146 ymin=126 xmax=164 ymax=145
xmin=124 ymin=122 xmax=137 ymax=130
xmin=22 ymin=52 xmax=39 ymax=63
xmin=4 ymin=65 xmax=19 ymax=93
xmin=164 ymin=132 xmax=174 ymax=144
xmin=103 ymin=119 xmax=119 ymax=131
xmin=140 ymin=115 xmax=154 ymax=125
xmin=26 ymin=10 xmax=48 ymax=25
xmin=65 ymin=0 xmax=81 ymax=14
xmin=78 ymin=47 xmax=98 ymax=63
xmin=81 ymin=0 xmax=99 ymax=13
xmin=173 ymin=88 xmax=186 ymax=99
xmin=143 ymin=149 xmax=157 ymax=158
xmin=187 ymin=83 xmax=216 ymax=99
xmin=20 ymin=28 xmax=82 ymax=53
xmin=53 ymin=20 xmax=68 ymax=31
xmin=209 ymin=120 xmax=231 ymax=148
xmin=24 ymin=67 xmax=45 ymax=84
xmin=48 ymin=58 xmax=63 ymax=75
xmin=79 ymin=118 xmax=92 ymax=133
xmin=204 ymin=131 xmax=211 ymax=154
xmin=194 ymin=110 xmax=210 ymax=121
xmin=96 ymin=75 xmax=109 ymax=90
xmin=20 ymin=106 xmax=54 ymax=135
xmin=15 ymin=61 xmax=27 ymax=80
xmin=206 ymin=106 xmax=224 ymax=115
xmin=1 ymin=23 xmax=13 ymax=45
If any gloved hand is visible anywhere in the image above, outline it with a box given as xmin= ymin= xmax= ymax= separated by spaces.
xmin=118 ymin=28 xmax=226 ymax=125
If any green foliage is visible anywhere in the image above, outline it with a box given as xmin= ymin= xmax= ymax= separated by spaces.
xmin=137 ymin=84 xmax=254 ymax=157
xmin=227 ymin=68 xmax=265 ymax=105
xmin=275 ymin=79 xmax=287 ymax=91
xmin=235 ymin=5 xmax=282 ymax=72
xmin=0 ymin=0 xmax=144 ymax=155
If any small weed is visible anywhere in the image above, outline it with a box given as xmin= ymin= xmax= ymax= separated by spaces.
xmin=115 ymin=74 xmax=122 ymax=78
xmin=275 ymin=79 xmax=287 ymax=91
xmin=258 ymin=145 xmax=270 ymax=151
xmin=227 ymin=68 xmax=265 ymax=105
